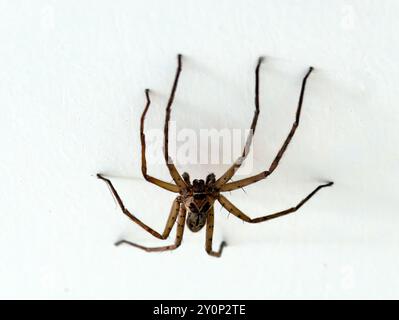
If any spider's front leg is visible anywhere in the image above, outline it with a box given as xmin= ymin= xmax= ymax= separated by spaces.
xmin=140 ymin=89 xmax=180 ymax=193
xmin=162 ymin=54 xmax=187 ymax=190
xmin=116 ymin=206 xmax=187 ymax=253
xmin=214 ymin=57 xmax=264 ymax=189
xmin=218 ymin=181 xmax=333 ymax=223
xmin=220 ymin=66 xmax=314 ymax=192
xmin=205 ymin=207 xmax=227 ymax=257
xmin=97 ymin=174 xmax=180 ymax=240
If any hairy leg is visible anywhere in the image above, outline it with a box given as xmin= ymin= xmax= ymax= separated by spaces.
xmin=140 ymin=89 xmax=179 ymax=192
xmin=115 ymin=206 xmax=187 ymax=252
xmin=218 ymin=181 xmax=333 ymax=223
xmin=221 ymin=67 xmax=314 ymax=192
xmin=215 ymin=57 xmax=264 ymax=188
xmin=163 ymin=54 xmax=187 ymax=189
xmin=205 ymin=207 xmax=227 ymax=257
xmin=97 ymin=174 xmax=180 ymax=239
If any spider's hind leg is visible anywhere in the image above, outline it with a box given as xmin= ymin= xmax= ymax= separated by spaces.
xmin=116 ymin=206 xmax=187 ymax=253
xmin=205 ymin=207 xmax=227 ymax=257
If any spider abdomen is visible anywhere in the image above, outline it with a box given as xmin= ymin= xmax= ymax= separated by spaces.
xmin=184 ymin=195 xmax=214 ymax=232
xmin=186 ymin=211 xmax=208 ymax=232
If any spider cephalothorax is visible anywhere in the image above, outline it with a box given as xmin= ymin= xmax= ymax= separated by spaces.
xmin=97 ymin=54 xmax=333 ymax=257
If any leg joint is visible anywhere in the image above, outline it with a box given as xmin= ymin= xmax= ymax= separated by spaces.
xmin=174 ymin=242 xmax=181 ymax=248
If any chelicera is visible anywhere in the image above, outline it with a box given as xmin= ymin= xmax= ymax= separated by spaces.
xmin=97 ymin=54 xmax=333 ymax=257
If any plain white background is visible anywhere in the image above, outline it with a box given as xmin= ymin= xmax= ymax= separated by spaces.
xmin=1 ymin=0 xmax=398 ymax=299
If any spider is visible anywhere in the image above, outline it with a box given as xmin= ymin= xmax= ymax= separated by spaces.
xmin=97 ymin=54 xmax=333 ymax=258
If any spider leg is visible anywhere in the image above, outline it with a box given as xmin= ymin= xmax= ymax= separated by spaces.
xmin=163 ymin=54 xmax=187 ymax=189
xmin=97 ymin=174 xmax=180 ymax=240
xmin=218 ymin=181 xmax=333 ymax=223
xmin=215 ymin=57 xmax=264 ymax=189
xmin=205 ymin=207 xmax=227 ymax=257
xmin=140 ymin=89 xmax=180 ymax=193
xmin=221 ymin=67 xmax=314 ymax=192
xmin=115 ymin=206 xmax=187 ymax=252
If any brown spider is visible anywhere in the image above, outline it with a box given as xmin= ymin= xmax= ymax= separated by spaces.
xmin=97 ymin=54 xmax=333 ymax=258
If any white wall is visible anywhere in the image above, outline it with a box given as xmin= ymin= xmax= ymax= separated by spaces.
xmin=1 ymin=0 xmax=398 ymax=299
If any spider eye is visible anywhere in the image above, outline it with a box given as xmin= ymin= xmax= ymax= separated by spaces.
xmin=193 ymin=179 xmax=205 ymax=192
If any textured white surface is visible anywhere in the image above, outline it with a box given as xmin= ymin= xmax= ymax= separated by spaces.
xmin=1 ymin=0 xmax=398 ymax=299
